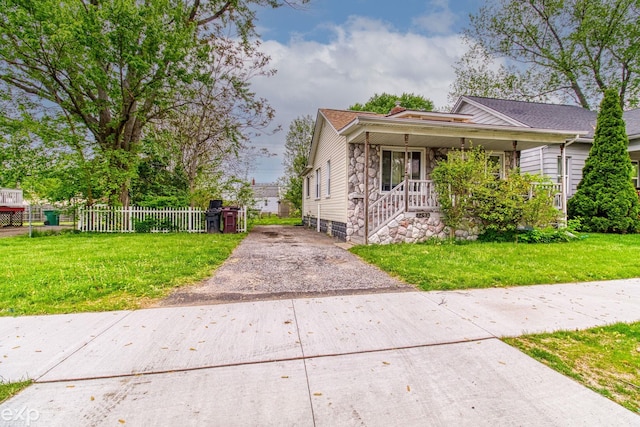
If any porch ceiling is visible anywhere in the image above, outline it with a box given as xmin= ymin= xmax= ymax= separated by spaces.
xmin=340 ymin=117 xmax=586 ymax=151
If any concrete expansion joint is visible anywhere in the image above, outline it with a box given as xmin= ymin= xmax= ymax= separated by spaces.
xmin=32 ymin=336 xmax=497 ymax=385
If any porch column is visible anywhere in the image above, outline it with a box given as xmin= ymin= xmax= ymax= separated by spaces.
xmin=404 ymin=134 xmax=409 ymax=212
xmin=512 ymin=140 xmax=518 ymax=172
xmin=364 ymin=132 xmax=370 ymax=245
xmin=560 ymin=143 xmax=568 ymax=225
xmin=460 ymin=137 xmax=465 ymax=160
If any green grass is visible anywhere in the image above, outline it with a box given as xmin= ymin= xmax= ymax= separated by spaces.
xmin=350 ymin=233 xmax=640 ymax=290
xmin=0 ymin=380 xmax=32 ymax=403
xmin=249 ymin=216 xmax=303 ymax=226
xmin=505 ymin=322 xmax=640 ymax=413
xmin=0 ymin=232 xmax=244 ymax=316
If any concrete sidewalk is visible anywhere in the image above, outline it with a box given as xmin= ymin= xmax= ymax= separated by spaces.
xmin=1 ymin=280 xmax=639 ymax=426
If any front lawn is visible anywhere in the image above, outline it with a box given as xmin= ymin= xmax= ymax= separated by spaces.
xmin=505 ymin=322 xmax=640 ymax=413
xmin=350 ymin=233 xmax=640 ymax=290
xmin=0 ymin=232 xmax=243 ymax=316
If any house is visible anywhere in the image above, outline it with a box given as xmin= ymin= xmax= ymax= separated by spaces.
xmin=302 ymin=105 xmax=587 ymax=244
xmin=452 ymin=96 xmax=640 ymax=202
xmin=251 ymin=182 xmax=281 ymax=215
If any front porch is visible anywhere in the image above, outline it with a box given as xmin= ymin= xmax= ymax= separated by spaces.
xmin=345 ymin=128 xmax=569 ymax=245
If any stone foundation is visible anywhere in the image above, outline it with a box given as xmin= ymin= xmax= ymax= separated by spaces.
xmin=368 ymin=211 xmax=479 ymax=245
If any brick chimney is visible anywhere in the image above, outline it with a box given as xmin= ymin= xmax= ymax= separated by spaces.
xmin=388 ymin=100 xmax=406 ymax=116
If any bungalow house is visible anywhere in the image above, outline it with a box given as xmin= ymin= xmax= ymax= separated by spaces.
xmin=452 ymin=96 xmax=640 ymax=202
xmin=302 ymin=104 xmax=587 ymax=244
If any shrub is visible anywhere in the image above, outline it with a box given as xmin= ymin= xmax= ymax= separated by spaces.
xmin=432 ymin=145 xmax=560 ymax=235
xmin=568 ymin=89 xmax=640 ymax=233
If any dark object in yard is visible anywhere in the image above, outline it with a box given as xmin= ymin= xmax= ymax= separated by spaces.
xmin=43 ymin=210 xmax=60 ymax=226
xmin=221 ymin=207 xmax=239 ymax=233
xmin=206 ymin=200 xmax=223 ymax=233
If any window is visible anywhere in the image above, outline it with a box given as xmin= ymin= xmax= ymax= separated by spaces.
xmin=315 ymin=168 xmax=321 ymax=199
xmin=381 ymin=149 xmax=422 ymax=192
xmin=487 ymin=153 xmax=505 ymax=179
xmin=306 ymin=176 xmax=311 ymax=199
xmin=632 ymin=161 xmax=639 ymax=189
xmin=326 ymin=160 xmax=331 ymax=197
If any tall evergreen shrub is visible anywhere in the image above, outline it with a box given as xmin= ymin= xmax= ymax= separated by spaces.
xmin=568 ymin=89 xmax=640 ymax=233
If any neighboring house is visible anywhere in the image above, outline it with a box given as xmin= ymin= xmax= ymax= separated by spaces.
xmin=452 ymin=96 xmax=640 ymax=201
xmin=251 ymin=182 xmax=281 ymax=215
xmin=302 ymin=105 xmax=586 ymax=244
xmin=0 ymin=188 xmax=25 ymax=227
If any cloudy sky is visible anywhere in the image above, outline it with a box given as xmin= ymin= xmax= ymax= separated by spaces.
xmin=249 ymin=0 xmax=481 ymax=182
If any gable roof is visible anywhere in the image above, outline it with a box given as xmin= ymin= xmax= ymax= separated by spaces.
xmin=319 ymin=109 xmax=381 ymax=131
xmin=252 ymin=183 xmax=280 ymax=199
xmin=458 ymin=96 xmax=597 ymax=138
xmin=624 ymin=108 xmax=640 ymax=138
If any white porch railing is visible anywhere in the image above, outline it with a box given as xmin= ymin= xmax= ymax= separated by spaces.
xmin=369 ymin=180 xmax=439 ymax=235
xmin=531 ymin=183 xmax=563 ymax=211
xmin=77 ymin=206 xmax=247 ymax=233
xmin=407 ymin=180 xmax=440 ymax=211
xmin=0 ymin=188 xmax=23 ymax=207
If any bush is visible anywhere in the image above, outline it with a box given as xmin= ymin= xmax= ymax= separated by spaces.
xmin=478 ymin=227 xmax=580 ymax=243
xmin=431 ymin=145 xmax=560 ymax=234
xmin=133 ymin=216 xmax=179 ymax=233
xmin=568 ymin=89 xmax=640 ymax=233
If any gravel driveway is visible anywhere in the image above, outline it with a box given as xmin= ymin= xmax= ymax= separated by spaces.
xmin=161 ymin=225 xmax=411 ymax=306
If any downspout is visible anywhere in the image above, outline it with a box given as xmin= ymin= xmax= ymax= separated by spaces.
xmin=561 ymin=135 xmax=580 ymax=226
xmin=364 ymin=132 xmax=370 ymax=245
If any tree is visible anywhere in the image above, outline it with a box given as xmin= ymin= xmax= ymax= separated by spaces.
xmin=280 ymin=115 xmax=314 ymax=213
xmin=349 ymin=93 xmax=434 ymax=114
xmin=0 ymin=0 xmax=307 ymax=206
xmin=567 ymin=89 xmax=640 ymax=232
xmin=452 ymin=0 xmax=640 ymax=109
xmin=144 ymin=36 xmax=276 ymax=205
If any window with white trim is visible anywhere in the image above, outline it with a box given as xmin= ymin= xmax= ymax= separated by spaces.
xmin=326 ymin=160 xmax=331 ymax=197
xmin=632 ymin=161 xmax=639 ymax=189
xmin=306 ymin=176 xmax=311 ymax=199
xmin=315 ymin=168 xmax=321 ymax=199
xmin=381 ymin=149 xmax=423 ymax=192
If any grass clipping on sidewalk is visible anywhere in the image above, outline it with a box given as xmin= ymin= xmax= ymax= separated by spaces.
xmin=0 ymin=232 xmax=244 ymax=316
xmin=505 ymin=322 xmax=640 ymax=413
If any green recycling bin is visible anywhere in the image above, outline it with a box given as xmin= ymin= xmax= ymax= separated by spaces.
xmin=43 ymin=210 xmax=60 ymax=226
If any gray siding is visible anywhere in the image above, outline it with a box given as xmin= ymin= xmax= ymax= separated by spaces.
xmin=520 ymin=144 xmax=590 ymax=196
xmin=457 ymin=103 xmax=514 ymax=126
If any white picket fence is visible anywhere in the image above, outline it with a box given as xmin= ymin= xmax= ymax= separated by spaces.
xmin=77 ymin=206 xmax=246 ymax=233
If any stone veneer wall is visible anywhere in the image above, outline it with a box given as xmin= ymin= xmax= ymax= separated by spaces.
xmin=346 ymin=145 xmax=482 ymax=244
xmin=346 ymin=143 xmax=380 ymax=242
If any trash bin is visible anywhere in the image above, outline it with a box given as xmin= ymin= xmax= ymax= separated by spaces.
xmin=221 ymin=207 xmax=239 ymax=233
xmin=205 ymin=200 xmax=223 ymax=233
xmin=43 ymin=210 xmax=60 ymax=226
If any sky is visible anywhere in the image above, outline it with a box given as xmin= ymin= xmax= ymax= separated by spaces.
xmin=248 ymin=0 xmax=482 ymax=183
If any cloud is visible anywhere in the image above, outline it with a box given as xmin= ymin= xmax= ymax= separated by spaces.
xmin=412 ymin=0 xmax=458 ymax=35
xmin=249 ymin=16 xmax=467 ymax=182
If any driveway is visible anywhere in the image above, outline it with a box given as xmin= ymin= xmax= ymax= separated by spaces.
xmin=161 ymin=225 xmax=411 ymax=306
